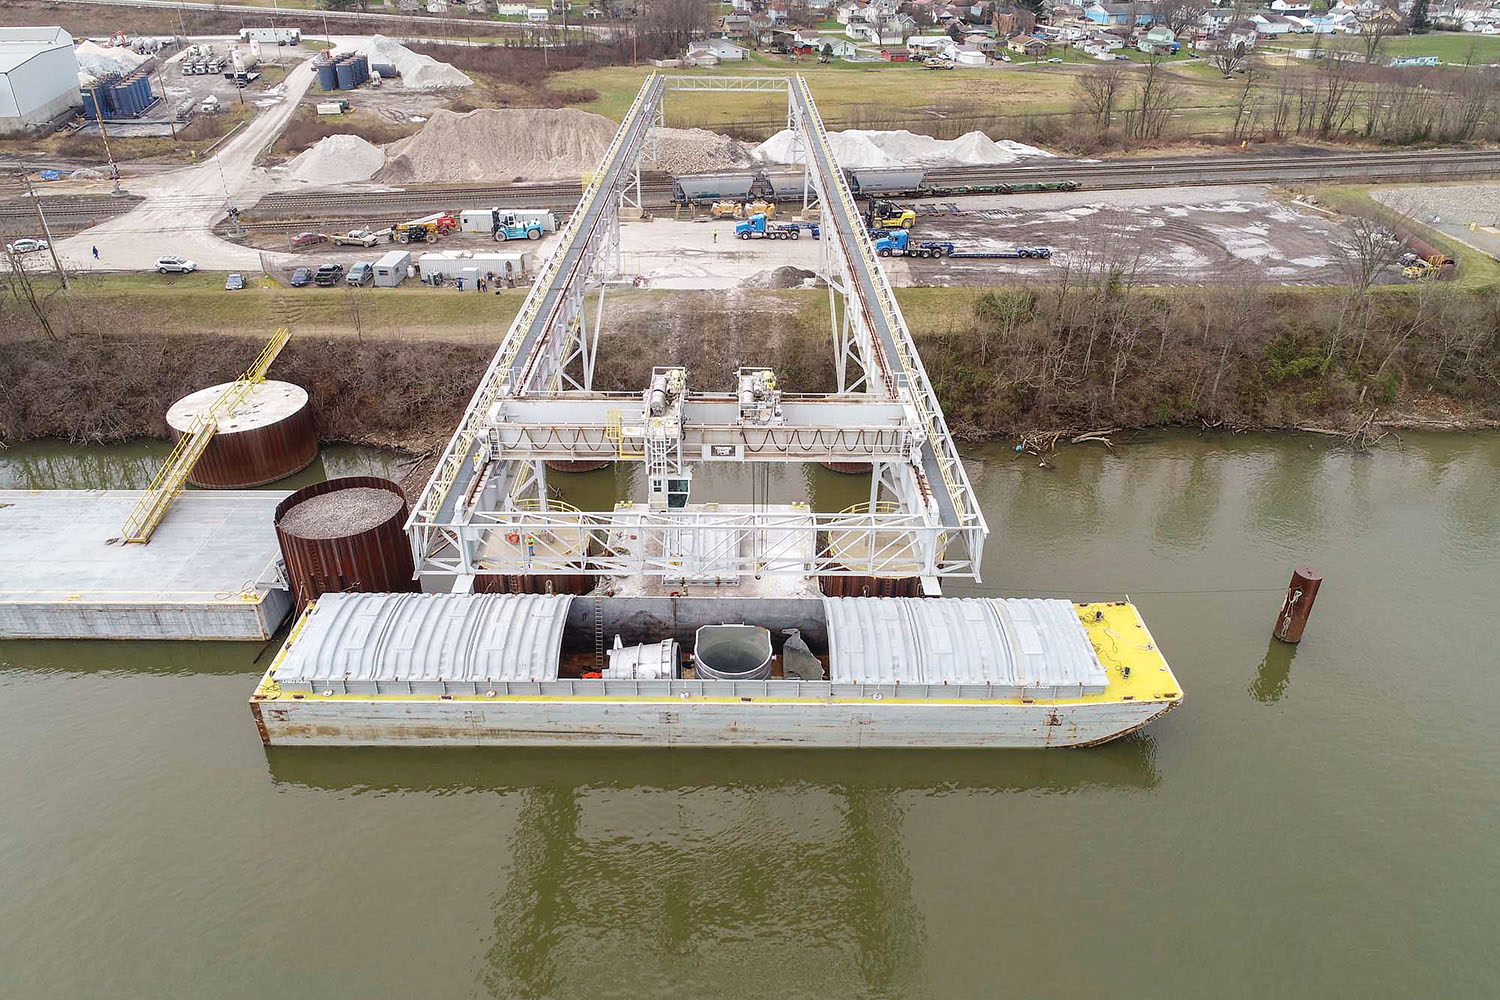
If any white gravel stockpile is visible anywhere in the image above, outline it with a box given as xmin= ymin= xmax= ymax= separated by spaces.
xmin=348 ymin=34 xmax=472 ymax=90
xmin=378 ymin=108 xmax=618 ymax=182
xmin=754 ymin=128 xmax=1054 ymax=168
xmin=287 ymin=134 xmax=386 ymax=185
xmin=646 ymin=127 xmax=755 ymax=175
xmin=74 ymin=40 xmax=150 ymax=77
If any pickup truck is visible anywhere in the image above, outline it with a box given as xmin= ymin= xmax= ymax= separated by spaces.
xmin=330 ymin=230 xmax=381 ymax=248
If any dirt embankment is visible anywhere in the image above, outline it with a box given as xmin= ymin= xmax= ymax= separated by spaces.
xmin=2 ymin=286 xmax=1497 ymax=456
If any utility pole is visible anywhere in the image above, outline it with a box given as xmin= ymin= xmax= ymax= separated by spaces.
xmin=156 ymin=64 xmax=178 ymax=139
xmin=18 ymin=171 xmax=69 ymax=290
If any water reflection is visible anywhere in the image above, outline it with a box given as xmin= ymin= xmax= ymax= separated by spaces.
xmin=1250 ymin=638 xmax=1297 ymax=704
xmin=0 ymin=638 xmax=268 ymax=676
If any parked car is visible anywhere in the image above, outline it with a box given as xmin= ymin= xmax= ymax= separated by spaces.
xmin=289 ymin=267 xmax=313 ymax=287
xmin=346 ymin=262 xmax=374 ymax=287
xmin=290 ymin=231 xmax=327 ymax=249
xmin=224 ymin=272 xmax=245 ymax=290
xmin=154 ymin=256 xmax=196 ymax=273
xmin=312 ymin=262 xmax=345 ymax=287
xmin=4 ymin=238 xmax=48 ymax=254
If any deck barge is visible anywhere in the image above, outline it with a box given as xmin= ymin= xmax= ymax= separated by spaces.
xmin=0 ymin=489 xmax=292 ymax=640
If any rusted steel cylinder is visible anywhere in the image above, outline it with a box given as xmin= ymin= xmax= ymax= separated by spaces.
xmin=167 ymin=380 xmax=318 ymax=488
xmin=545 ymin=460 xmax=611 ymax=473
xmin=1272 ymin=566 xmax=1323 ymax=644
xmin=274 ymin=476 xmax=418 ymax=615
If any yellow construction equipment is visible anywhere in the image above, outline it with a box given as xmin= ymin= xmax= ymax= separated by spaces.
xmin=121 ymin=327 xmax=292 ymax=543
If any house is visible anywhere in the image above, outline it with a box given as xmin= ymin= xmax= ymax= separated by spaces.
xmin=908 ymin=33 xmax=959 ymax=54
xmin=991 ymin=3 xmax=1038 ymax=34
xmin=1087 ymin=31 xmax=1125 ymax=48
xmin=817 ymin=35 xmax=863 ymax=56
xmin=955 ymin=41 xmax=989 ymax=62
xmin=964 ymin=28 xmax=1000 ymax=50
xmin=1136 ymin=24 xmax=1178 ymax=52
xmin=1008 ymin=33 xmax=1049 ymax=54
xmin=835 ymin=1 xmax=861 ymax=23
xmin=720 ymin=13 xmax=752 ymax=37
xmin=1083 ymin=2 xmax=1153 ymax=25
xmin=1269 ymin=0 xmax=1313 ymax=14
xmin=424 ymin=0 xmax=448 ymax=11
xmin=1249 ymin=12 xmax=1295 ymax=34
xmin=686 ymin=39 xmax=750 ymax=64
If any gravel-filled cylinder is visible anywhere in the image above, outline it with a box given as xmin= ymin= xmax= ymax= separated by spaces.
xmin=274 ymin=476 xmax=417 ymax=614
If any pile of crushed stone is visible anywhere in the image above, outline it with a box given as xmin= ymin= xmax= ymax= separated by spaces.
xmin=346 ymin=34 xmax=472 ymax=91
xmin=74 ymin=40 xmax=150 ymax=78
xmin=378 ymin=107 xmax=617 ymax=183
xmin=278 ymin=488 xmax=405 ymax=539
xmin=754 ymin=128 xmax=1054 ymax=168
xmin=286 ymin=134 xmax=386 ymax=185
xmin=743 ymin=265 xmax=819 ymax=290
xmin=646 ymin=127 xmax=755 ymax=175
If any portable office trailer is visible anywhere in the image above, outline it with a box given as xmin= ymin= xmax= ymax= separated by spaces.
xmin=416 ymin=251 xmax=534 ymax=280
xmin=373 ymin=249 xmax=411 ymax=287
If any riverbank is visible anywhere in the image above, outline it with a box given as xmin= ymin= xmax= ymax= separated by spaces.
xmin=2 ymin=283 xmax=1496 ymax=455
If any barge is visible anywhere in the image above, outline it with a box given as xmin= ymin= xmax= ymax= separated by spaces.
xmin=250 ymin=593 xmax=1181 ymax=747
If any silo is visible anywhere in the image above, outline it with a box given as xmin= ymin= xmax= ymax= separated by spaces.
xmin=166 ymin=380 xmax=318 ymax=489
xmin=274 ymin=477 xmax=418 ymax=615
xmin=317 ymin=62 xmax=338 ymax=91
xmin=819 ymin=501 xmax=925 ymax=598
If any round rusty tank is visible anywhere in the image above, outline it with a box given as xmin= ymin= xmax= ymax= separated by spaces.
xmin=166 ymin=380 xmax=317 ymax=488
xmin=545 ymin=460 xmax=611 ymax=473
xmin=819 ymin=500 xmax=924 ymax=598
xmin=274 ymin=476 xmax=417 ymax=614
xmin=474 ymin=573 xmax=598 ymax=595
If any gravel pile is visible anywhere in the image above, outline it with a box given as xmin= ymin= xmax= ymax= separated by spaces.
xmin=346 ymin=34 xmax=472 ymax=90
xmin=744 ymin=265 xmax=819 ymax=289
xmin=754 ymin=128 xmax=1054 ymax=168
xmin=74 ymin=41 xmax=150 ymax=78
xmin=279 ymin=488 xmax=404 ymax=539
xmin=378 ymin=108 xmax=617 ymax=183
xmin=645 ymin=127 xmax=754 ymax=175
xmin=287 ymin=134 xmax=386 ymax=185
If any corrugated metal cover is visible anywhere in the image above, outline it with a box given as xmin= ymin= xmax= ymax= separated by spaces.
xmin=822 ymin=597 xmax=1108 ymax=693
xmin=275 ymin=592 xmax=572 ymax=690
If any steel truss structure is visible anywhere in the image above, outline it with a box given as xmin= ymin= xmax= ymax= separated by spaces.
xmin=407 ymin=73 xmax=987 ymax=588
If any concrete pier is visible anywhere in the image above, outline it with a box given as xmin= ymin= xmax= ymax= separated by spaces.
xmin=0 ymin=489 xmax=292 ymax=640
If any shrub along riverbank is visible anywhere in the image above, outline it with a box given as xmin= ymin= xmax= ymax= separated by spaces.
xmin=1 ymin=278 xmax=1496 ymax=454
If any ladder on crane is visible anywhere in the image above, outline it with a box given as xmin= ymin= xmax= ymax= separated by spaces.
xmin=120 ymin=327 xmax=293 ymax=544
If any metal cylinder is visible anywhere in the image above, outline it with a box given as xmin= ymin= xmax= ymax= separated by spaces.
xmin=316 ymin=62 xmax=338 ymax=90
xmin=474 ymin=573 xmax=597 ymax=596
xmin=693 ymin=624 xmax=773 ymax=681
xmin=167 ymin=380 xmax=318 ymax=488
xmin=274 ymin=476 xmax=417 ymax=615
xmin=1272 ymin=565 xmax=1322 ymax=644
xmin=819 ymin=575 xmax=921 ymax=598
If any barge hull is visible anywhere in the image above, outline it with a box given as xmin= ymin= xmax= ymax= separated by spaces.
xmin=252 ymin=697 xmax=1180 ymax=748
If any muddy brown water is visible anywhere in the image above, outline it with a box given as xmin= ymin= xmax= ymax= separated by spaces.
xmin=1 ymin=432 xmax=1497 ymax=998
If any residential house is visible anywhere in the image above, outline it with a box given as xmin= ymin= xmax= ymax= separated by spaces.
xmin=908 ymin=33 xmax=960 ymax=54
xmin=1249 ymin=12 xmax=1295 ymax=33
xmin=963 ymin=27 xmax=1000 ymax=50
xmin=721 ymin=14 xmax=752 ymax=37
xmin=1083 ymin=2 xmax=1154 ymax=26
xmin=1268 ymin=0 xmax=1313 ymax=13
xmin=1136 ymin=24 xmax=1178 ymax=51
xmin=1008 ymin=33 xmax=1049 ymax=53
xmin=465 ymin=0 xmax=489 ymax=11
xmin=818 ymin=35 xmax=863 ymax=56
xmin=955 ymin=41 xmax=990 ymax=62
xmin=991 ymin=3 xmax=1038 ymax=34
xmin=424 ymin=0 xmax=448 ymax=11
xmin=880 ymin=46 xmax=912 ymax=58
xmin=686 ymin=39 xmax=750 ymax=64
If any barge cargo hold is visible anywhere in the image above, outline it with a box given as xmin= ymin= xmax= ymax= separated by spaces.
xmin=0 ymin=489 xmax=292 ymax=640
xmin=250 ymin=593 xmax=1181 ymax=747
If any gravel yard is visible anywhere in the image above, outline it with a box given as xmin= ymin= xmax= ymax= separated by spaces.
xmin=1373 ymin=182 xmax=1500 ymax=260
xmin=894 ymin=185 xmax=1354 ymax=287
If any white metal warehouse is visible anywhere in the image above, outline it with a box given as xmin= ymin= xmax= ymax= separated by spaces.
xmin=0 ymin=27 xmax=81 ymax=132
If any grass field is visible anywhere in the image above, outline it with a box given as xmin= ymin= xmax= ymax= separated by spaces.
xmin=1264 ymin=32 xmax=1500 ymax=63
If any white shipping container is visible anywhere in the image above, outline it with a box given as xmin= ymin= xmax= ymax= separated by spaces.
xmin=373 ymin=249 xmax=411 ymax=287
xmin=239 ymin=27 xmax=301 ymax=44
xmin=458 ymin=208 xmax=558 ymax=234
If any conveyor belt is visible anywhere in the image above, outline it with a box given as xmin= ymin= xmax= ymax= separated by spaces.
xmin=789 ymin=75 xmax=984 ymax=554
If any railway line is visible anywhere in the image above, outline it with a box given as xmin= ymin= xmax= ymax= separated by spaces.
xmin=5 ymin=147 xmax=1499 ymax=241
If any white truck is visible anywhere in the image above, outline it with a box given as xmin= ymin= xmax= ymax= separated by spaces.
xmin=240 ymin=27 xmax=302 ymax=45
xmin=458 ymin=208 xmax=558 ymax=235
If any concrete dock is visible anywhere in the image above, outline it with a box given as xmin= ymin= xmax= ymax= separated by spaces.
xmin=0 ymin=489 xmax=292 ymax=640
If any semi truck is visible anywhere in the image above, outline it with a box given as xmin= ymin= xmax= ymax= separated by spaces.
xmin=240 ymin=27 xmax=302 ymax=45
xmin=873 ymin=231 xmax=1052 ymax=259
xmin=735 ymin=213 xmax=802 ymax=240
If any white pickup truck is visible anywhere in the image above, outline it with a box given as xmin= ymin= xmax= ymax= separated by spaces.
xmin=329 ymin=229 xmax=381 ymax=248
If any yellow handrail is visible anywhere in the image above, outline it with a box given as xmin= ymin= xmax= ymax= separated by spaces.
xmin=121 ymin=327 xmax=292 ymax=543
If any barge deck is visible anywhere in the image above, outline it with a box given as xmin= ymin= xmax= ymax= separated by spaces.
xmin=0 ymin=489 xmax=292 ymax=640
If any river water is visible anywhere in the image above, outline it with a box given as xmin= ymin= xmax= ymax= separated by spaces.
xmin=1 ymin=432 xmax=1497 ymax=999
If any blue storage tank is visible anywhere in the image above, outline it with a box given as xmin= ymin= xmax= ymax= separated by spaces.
xmin=335 ymin=59 xmax=356 ymax=89
xmin=372 ymin=62 xmax=396 ymax=79
xmin=134 ymin=74 xmax=154 ymax=113
xmin=108 ymin=79 xmax=133 ymax=117
xmin=317 ymin=62 xmax=338 ymax=91
xmin=354 ymin=55 xmax=368 ymax=85
xmin=82 ymin=89 xmax=101 ymax=120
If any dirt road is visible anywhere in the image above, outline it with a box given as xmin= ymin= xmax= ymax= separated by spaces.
xmin=55 ymin=56 xmax=318 ymax=272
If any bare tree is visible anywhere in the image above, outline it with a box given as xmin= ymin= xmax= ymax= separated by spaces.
xmin=2 ymin=246 xmax=62 ymax=341
xmin=1356 ymin=13 xmax=1399 ymax=64
xmin=1123 ymin=52 xmax=1181 ymax=140
xmin=1149 ymin=0 xmax=1209 ymax=35
xmin=1075 ymin=62 xmax=1129 ymax=133
xmin=1336 ymin=214 xmax=1406 ymax=295
xmin=1207 ymin=35 xmax=1250 ymax=77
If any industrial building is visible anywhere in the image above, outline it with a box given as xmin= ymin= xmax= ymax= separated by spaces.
xmin=0 ymin=27 xmax=81 ymax=132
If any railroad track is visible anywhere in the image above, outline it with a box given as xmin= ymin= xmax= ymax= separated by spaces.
xmin=0 ymin=195 xmax=144 ymax=238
